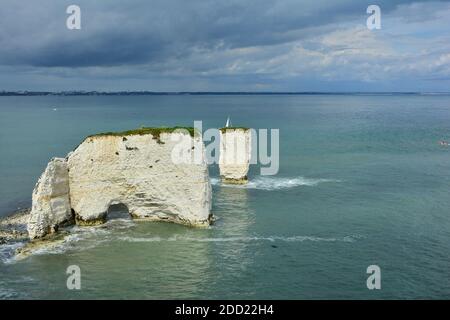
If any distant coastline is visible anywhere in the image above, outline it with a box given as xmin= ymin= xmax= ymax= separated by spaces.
xmin=1 ymin=91 xmax=450 ymax=96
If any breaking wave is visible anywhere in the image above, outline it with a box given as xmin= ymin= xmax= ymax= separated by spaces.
xmin=1 ymin=218 xmax=135 ymax=263
xmin=118 ymin=234 xmax=362 ymax=243
xmin=2 ymin=231 xmax=362 ymax=263
xmin=1 ymin=210 xmax=358 ymax=262
xmin=211 ymin=176 xmax=340 ymax=190
xmin=0 ymin=241 xmax=25 ymax=264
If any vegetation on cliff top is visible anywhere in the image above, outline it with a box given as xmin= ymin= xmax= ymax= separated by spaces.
xmin=88 ymin=127 xmax=197 ymax=139
xmin=219 ymin=127 xmax=250 ymax=132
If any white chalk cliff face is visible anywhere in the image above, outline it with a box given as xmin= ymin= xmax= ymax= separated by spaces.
xmin=219 ymin=128 xmax=251 ymax=184
xmin=28 ymin=129 xmax=212 ymax=239
xmin=68 ymin=132 xmax=211 ymax=226
xmin=27 ymin=158 xmax=72 ymax=239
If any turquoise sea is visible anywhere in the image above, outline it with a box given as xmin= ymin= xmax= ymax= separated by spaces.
xmin=1 ymin=94 xmax=450 ymax=299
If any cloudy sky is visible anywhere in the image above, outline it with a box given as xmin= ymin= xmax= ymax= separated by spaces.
xmin=0 ymin=0 xmax=449 ymax=92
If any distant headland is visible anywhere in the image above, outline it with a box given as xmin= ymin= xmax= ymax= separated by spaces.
xmin=1 ymin=91 xmax=449 ymax=96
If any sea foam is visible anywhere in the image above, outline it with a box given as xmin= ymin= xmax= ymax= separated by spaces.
xmin=211 ymin=176 xmax=339 ymax=190
xmin=118 ymin=234 xmax=361 ymax=243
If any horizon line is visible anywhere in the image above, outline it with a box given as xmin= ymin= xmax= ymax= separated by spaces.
xmin=1 ymin=91 xmax=450 ymax=96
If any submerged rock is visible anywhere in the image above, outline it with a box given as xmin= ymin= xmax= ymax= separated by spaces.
xmin=0 ymin=208 xmax=30 ymax=243
xmin=15 ymin=231 xmax=70 ymax=260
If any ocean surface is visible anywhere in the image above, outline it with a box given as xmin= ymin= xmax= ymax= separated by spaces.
xmin=1 ymin=94 xmax=450 ymax=299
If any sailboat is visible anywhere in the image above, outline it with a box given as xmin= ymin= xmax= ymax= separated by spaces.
xmin=225 ymin=116 xmax=231 ymax=128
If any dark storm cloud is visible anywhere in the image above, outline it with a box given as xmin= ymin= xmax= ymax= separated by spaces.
xmin=0 ymin=0 xmax=436 ymax=68
xmin=0 ymin=0 xmax=449 ymax=91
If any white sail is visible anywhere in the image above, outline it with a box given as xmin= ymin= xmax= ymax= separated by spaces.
xmin=225 ymin=116 xmax=231 ymax=127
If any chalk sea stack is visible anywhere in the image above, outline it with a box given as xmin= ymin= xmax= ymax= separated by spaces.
xmin=219 ymin=127 xmax=252 ymax=184
xmin=27 ymin=127 xmax=212 ymax=239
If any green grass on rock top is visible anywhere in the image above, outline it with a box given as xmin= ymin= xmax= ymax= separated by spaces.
xmin=88 ymin=126 xmax=197 ymax=139
xmin=219 ymin=127 xmax=250 ymax=132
